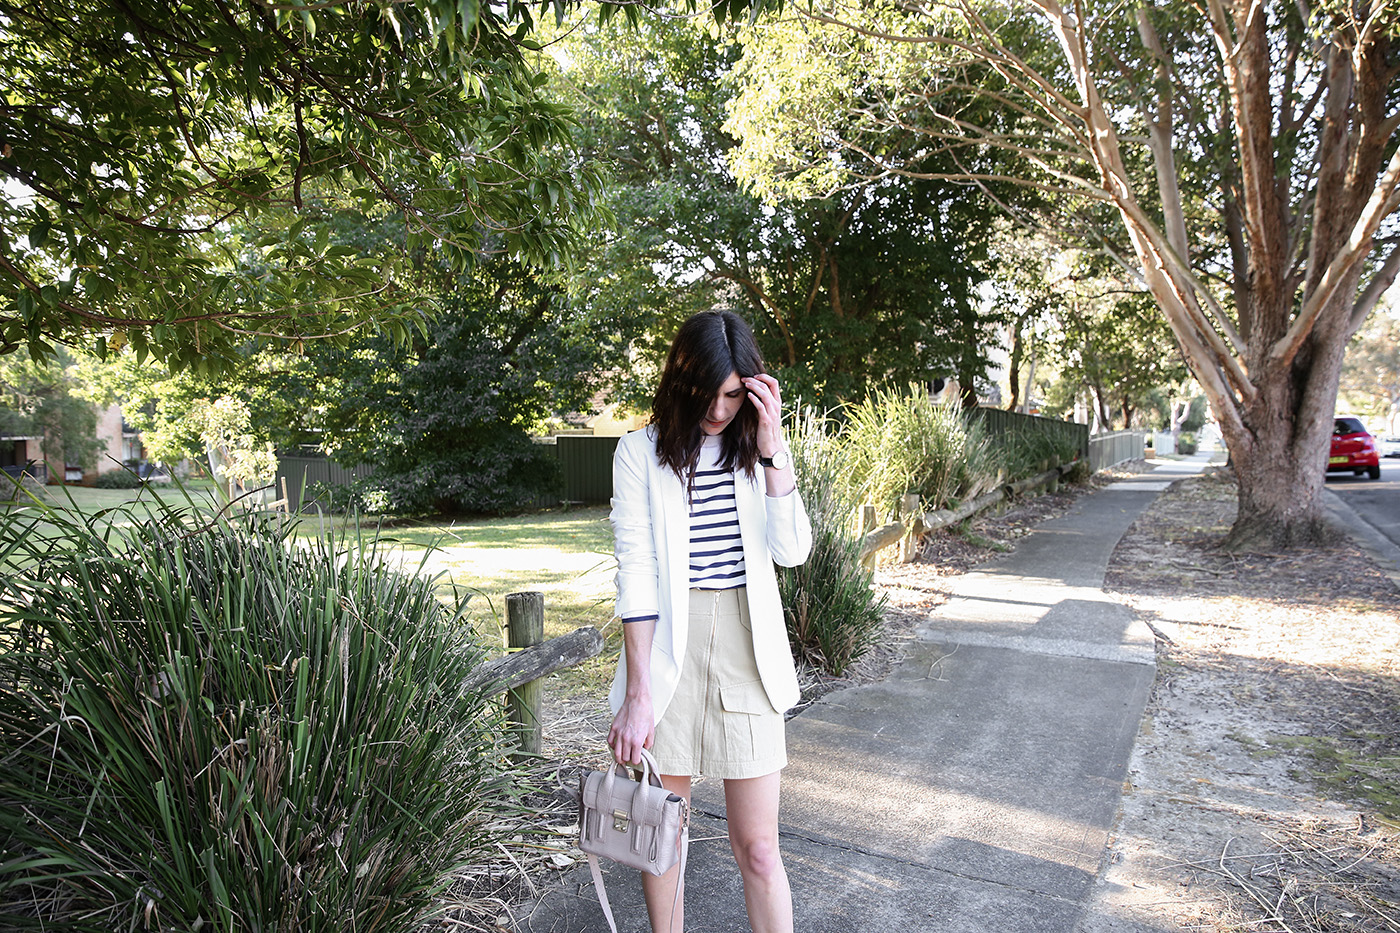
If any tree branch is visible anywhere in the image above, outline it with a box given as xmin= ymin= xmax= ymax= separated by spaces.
xmin=1272 ymin=144 xmax=1400 ymax=367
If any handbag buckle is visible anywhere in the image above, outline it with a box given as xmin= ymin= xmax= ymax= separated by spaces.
xmin=612 ymin=809 xmax=630 ymax=833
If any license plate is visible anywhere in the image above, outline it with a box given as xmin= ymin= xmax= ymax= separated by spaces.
xmin=1329 ymin=455 xmax=1348 ymax=464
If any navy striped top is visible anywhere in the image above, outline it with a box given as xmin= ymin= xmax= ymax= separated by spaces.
xmin=687 ymin=436 xmax=747 ymax=589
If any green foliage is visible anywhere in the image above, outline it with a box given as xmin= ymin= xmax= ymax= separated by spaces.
xmin=1180 ymin=396 xmax=1208 ymax=434
xmin=190 ymin=396 xmax=279 ymax=498
xmin=1340 ymin=310 xmax=1400 ymax=423
xmin=778 ymin=385 xmax=1089 ymax=673
xmin=73 ymin=350 xmax=208 ymax=464
xmin=551 ymin=14 xmax=1003 ymax=410
xmin=0 ymin=347 xmax=102 ymax=471
xmin=779 ymin=408 xmax=886 ymax=676
xmin=1046 ymin=280 xmax=1189 ymax=431
xmin=92 ymin=468 xmax=145 ymax=489
xmin=0 ymin=502 xmax=511 ymax=931
xmin=80 ymin=245 xmax=624 ymax=515
xmin=839 ymin=386 xmax=997 ymax=518
xmin=318 ymin=259 xmax=610 ymax=515
xmin=348 ymin=436 xmax=561 ymax=516
xmin=1 ymin=0 xmax=606 ymax=368
xmin=993 ymin=428 xmax=1081 ymax=482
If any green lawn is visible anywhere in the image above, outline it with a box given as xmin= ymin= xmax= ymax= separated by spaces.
xmin=4 ymin=487 xmax=622 ymax=698
xmin=291 ymin=506 xmax=622 ymax=696
xmin=25 ymin=482 xmax=224 ymax=514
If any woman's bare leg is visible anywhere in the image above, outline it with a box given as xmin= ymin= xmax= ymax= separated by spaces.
xmin=724 ymin=771 xmax=793 ymax=933
xmin=640 ymin=773 xmax=692 ymax=933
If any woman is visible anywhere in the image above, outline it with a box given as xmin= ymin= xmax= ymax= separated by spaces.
xmin=607 ymin=310 xmax=811 ymax=933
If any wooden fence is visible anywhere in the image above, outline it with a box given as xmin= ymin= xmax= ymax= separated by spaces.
xmin=462 ymin=591 xmax=604 ymax=758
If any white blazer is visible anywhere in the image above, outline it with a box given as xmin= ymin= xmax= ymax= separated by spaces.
xmin=608 ymin=426 xmax=812 ymax=723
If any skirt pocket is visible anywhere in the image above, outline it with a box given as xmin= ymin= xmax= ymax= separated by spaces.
xmin=719 ymin=679 xmax=783 ymax=762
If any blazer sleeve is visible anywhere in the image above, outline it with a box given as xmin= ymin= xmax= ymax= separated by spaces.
xmin=764 ymin=487 xmax=812 ymax=567
xmin=610 ymin=433 xmax=660 ymax=620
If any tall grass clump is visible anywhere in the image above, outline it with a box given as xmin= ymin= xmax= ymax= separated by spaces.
xmin=0 ymin=499 xmax=510 ymax=932
xmin=841 ymin=385 xmax=997 ymax=517
xmin=780 ymin=408 xmax=887 ymax=677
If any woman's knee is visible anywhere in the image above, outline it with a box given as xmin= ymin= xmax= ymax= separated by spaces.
xmin=730 ymin=830 xmax=783 ymax=879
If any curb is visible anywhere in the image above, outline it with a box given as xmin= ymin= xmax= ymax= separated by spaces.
xmin=1321 ymin=487 xmax=1400 ymax=591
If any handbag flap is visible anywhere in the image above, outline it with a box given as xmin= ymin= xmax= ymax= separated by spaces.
xmin=581 ymin=769 xmax=682 ymax=828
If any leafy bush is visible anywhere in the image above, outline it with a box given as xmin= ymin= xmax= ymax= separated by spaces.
xmin=839 ymin=384 xmax=995 ymax=517
xmin=780 ymin=408 xmax=887 ymax=676
xmin=0 ymin=502 xmax=510 ymax=932
xmin=346 ymin=434 xmax=561 ymax=516
xmin=93 ymin=467 xmax=145 ymax=488
xmin=1178 ymin=431 xmax=1198 ymax=455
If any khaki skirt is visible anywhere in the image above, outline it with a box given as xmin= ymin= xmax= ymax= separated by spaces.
xmin=650 ymin=587 xmax=788 ymax=780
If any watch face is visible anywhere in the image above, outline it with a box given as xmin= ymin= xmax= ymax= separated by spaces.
xmin=771 ymin=449 xmax=790 ymax=470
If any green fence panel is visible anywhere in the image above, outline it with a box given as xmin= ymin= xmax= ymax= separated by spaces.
xmin=555 ymin=434 xmax=621 ymax=504
xmin=275 ymin=455 xmax=373 ymax=512
xmin=969 ymin=408 xmax=1090 ymax=461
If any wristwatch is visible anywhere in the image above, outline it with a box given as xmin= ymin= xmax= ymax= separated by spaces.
xmin=758 ymin=449 xmax=791 ymax=470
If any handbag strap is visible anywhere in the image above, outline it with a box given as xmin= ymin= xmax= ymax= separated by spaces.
xmin=586 ymin=824 xmax=688 ymax=933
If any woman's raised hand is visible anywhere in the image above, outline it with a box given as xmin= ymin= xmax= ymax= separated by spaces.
xmin=743 ymin=373 xmax=785 ymax=459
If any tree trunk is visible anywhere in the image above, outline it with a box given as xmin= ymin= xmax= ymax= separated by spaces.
xmin=1028 ymin=0 xmax=1396 ymax=550
xmin=1021 ymin=347 xmax=1039 ymax=414
xmin=1006 ymin=319 xmax=1023 ymax=411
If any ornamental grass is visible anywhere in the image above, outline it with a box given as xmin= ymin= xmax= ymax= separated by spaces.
xmin=0 ymin=496 xmax=512 ymax=932
xmin=780 ymin=408 xmax=887 ymax=677
xmin=839 ymin=384 xmax=998 ymax=519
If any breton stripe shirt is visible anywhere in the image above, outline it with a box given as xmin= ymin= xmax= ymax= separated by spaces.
xmin=687 ymin=436 xmax=747 ymax=590
xmin=621 ymin=435 xmax=746 ymax=625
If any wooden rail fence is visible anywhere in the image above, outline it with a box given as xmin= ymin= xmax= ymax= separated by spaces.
xmin=462 ymin=591 xmax=604 ymax=757
xmin=857 ymin=457 xmax=1077 ymax=568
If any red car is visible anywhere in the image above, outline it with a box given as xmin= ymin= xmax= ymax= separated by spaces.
xmin=1328 ymin=417 xmax=1381 ymax=480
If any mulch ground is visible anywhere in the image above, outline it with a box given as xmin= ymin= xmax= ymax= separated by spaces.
xmin=1094 ymin=467 xmax=1400 ymax=933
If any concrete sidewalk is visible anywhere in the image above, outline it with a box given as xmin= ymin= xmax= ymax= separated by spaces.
xmin=519 ymin=452 xmax=1217 ymax=933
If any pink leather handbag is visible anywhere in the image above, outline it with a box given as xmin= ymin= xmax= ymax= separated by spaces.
xmin=579 ymin=748 xmax=689 ymax=932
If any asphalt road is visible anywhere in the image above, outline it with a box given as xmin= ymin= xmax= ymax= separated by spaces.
xmin=1325 ymin=455 xmax=1400 ymax=553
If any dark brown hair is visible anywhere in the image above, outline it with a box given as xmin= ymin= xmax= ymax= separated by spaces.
xmin=652 ymin=311 xmax=765 ymax=481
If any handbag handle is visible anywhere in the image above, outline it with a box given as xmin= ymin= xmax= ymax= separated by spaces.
xmin=601 ymin=746 xmax=662 ymax=800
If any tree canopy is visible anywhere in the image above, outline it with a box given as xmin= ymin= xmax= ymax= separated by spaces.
xmin=1340 ymin=309 xmax=1400 ymax=430
xmin=725 ymin=0 xmax=1400 ymax=547
xmin=1 ymin=0 xmax=605 ymax=370
xmin=551 ymin=12 xmax=1013 ymax=407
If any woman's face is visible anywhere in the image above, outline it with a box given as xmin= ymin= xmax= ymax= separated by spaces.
xmin=701 ymin=371 xmax=746 ymax=436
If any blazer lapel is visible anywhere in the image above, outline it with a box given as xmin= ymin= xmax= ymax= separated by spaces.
xmin=656 ymin=460 xmax=690 ymax=660
xmin=734 ymin=466 xmax=760 ymax=553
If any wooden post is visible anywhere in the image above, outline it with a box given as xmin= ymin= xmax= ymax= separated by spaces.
xmin=505 ymin=591 xmax=545 ymax=757
xmin=860 ymin=503 xmax=877 ymax=535
xmin=899 ymin=493 xmax=921 ymax=563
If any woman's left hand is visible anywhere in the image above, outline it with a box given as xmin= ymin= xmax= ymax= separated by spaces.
xmin=743 ymin=373 xmax=785 ymax=458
